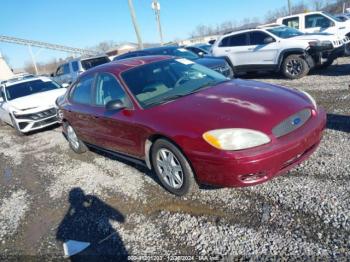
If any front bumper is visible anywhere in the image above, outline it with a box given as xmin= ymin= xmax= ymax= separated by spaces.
xmin=12 ymin=108 xmax=59 ymax=133
xmin=189 ymin=107 xmax=326 ymax=187
xmin=309 ymin=45 xmax=345 ymax=66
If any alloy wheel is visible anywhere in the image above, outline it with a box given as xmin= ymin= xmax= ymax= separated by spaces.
xmin=286 ymin=59 xmax=303 ymax=76
xmin=156 ymin=148 xmax=184 ymax=189
xmin=67 ymin=125 xmax=79 ymax=150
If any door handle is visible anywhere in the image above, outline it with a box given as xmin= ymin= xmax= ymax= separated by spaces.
xmin=247 ymin=48 xmax=254 ymax=51
xmin=93 ymin=116 xmax=99 ymax=119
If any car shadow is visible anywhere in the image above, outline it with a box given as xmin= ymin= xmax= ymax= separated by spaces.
xmin=56 ymin=188 xmax=128 ymax=261
xmin=326 ymin=113 xmax=350 ymax=133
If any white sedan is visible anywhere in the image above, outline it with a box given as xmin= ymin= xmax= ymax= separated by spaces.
xmin=0 ymin=76 xmax=67 ymax=135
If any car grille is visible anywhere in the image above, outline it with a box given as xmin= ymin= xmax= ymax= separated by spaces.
xmin=333 ymin=36 xmax=350 ymax=47
xmin=272 ymin=109 xmax=311 ymax=138
xmin=212 ymin=65 xmax=231 ymax=77
xmin=32 ymin=116 xmax=57 ymax=128
xmin=15 ymin=108 xmax=57 ymax=120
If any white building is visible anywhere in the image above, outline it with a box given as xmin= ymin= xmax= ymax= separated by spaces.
xmin=0 ymin=52 xmax=14 ymax=81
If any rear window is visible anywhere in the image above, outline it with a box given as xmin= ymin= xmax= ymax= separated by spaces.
xmin=219 ymin=33 xmax=248 ymax=47
xmin=81 ymin=57 xmax=110 ymax=70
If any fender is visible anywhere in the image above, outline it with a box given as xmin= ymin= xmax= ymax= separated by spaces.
xmin=277 ymin=48 xmax=313 ymax=70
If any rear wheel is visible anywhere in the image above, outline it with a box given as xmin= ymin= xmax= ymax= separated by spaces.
xmin=65 ymin=123 xmax=87 ymax=154
xmin=151 ymin=139 xmax=198 ymax=196
xmin=282 ymin=54 xmax=309 ymax=79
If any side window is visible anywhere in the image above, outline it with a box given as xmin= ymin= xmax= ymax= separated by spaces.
xmin=56 ymin=66 xmax=63 ymax=76
xmin=305 ymin=14 xmax=332 ymax=28
xmin=282 ymin=17 xmax=300 ymax=29
xmin=72 ymin=61 xmax=79 ymax=72
xmin=70 ymin=75 xmax=94 ymax=105
xmin=249 ymin=31 xmax=272 ymax=45
xmin=219 ymin=33 xmax=248 ymax=47
xmin=94 ymin=73 xmax=126 ymax=106
xmin=63 ymin=63 xmax=70 ymax=74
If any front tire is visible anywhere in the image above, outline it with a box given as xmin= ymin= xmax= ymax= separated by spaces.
xmin=65 ymin=122 xmax=87 ymax=154
xmin=344 ymin=41 xmax=350 ymax=56
xmin=151 ymin=139 xmax=198 ymax=196
xmin=281 ymin=54 xmax=309 ymax=79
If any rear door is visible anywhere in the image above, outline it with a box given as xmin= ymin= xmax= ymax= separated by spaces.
xmin=245 ymin=31 xmax=279 ymax=65
xmin=216 ymin=33 xmax=249 ymax=66
xmin=90 ymin=72 xmax=142 ymax=157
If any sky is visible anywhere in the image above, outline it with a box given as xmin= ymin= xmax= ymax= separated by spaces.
xmin=0 ymin=0 xmax=287 ymax=69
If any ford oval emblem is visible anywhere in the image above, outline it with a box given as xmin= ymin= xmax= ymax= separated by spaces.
xmin=292 ymin=117 xmax=301 ymax=126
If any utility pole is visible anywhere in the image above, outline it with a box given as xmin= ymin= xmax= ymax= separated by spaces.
xmin=27 ymin=45 xmax=38 ymax=75
xmin=151 ymin=0 xmax=164 ymax=45
xmin=287 ymin=0 xmax=292 ymax=15
xmin=127 ymin=0 xmax=143 ymax=49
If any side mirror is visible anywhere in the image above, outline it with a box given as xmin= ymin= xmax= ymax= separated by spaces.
xmin=50 ymin=73 xmax=54 ymax=77
xmin=263 ymin=37 xmax=275 ymax=44
xmin=61 ymin=83 xmax=69 ymax=88
xmin=198 ymin=51 xmax=204 ymax=57
xmin=106 ymin=99 xmax=126 ymax=111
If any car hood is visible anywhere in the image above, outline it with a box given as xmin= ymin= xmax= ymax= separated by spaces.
xmin=194 ymin=57 xmax=226 ymax=68
xmin=147 ymin=79 xmax=312 ymax=136
xmin=292 ymin=33 xmax=342 ymax=42
xmin=8 ymin=88 xmax=67 ymax=112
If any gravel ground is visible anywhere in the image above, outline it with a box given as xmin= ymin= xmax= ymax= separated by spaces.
xmin=0 ymin=57 xmax=349 ymax=260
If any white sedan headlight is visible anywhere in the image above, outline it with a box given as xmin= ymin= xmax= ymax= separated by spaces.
xmin=301 ymin=90 xmax=317 ymax=109
xmin=203 ymin=128 xmax=271 ymax=151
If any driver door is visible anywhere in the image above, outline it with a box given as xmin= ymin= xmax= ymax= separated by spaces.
xmin=0 ymin=88 xmax=11 ymax=124
xmin=90 ymin=73 xmax=142 ymax=157
xmin=304 ymin=14 xmax=335 ymax=34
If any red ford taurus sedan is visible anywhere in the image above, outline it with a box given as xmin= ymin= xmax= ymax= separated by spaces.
xmin=57 ymin=56 xmax=326 ymax=196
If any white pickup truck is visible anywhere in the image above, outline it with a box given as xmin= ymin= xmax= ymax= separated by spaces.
xmin=277 ymin=11 xmax=350 ymax=55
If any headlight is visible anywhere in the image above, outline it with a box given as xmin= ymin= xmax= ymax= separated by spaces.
xmin=301 ymin=90 xmax=317 ymax=109
xmin=203 ymin=128 xmax=271 ymax=151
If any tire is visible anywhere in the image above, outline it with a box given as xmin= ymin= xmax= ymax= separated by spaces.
xmin=281 ymin=54 xmax=310 ymax=79
xmin=151 ymin=139 xmax=198 ymax=196
xmin=319 ymin=59 xmax=334 ymax=69
xmin=344 ymin=41 xmax=350 ymax=56
xmin=65 ymin=122 xmax=87 ymax=154
xmin=10 ymin=115 xmax=24 ymax=136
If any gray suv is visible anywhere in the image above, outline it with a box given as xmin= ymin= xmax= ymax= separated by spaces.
xmin=53 ymin=55 xmax=110 ymax=85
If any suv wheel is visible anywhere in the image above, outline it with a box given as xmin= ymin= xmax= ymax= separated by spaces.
xmin=282 ymin=54 xmax=309 ymax=79
xmin=344 ymin=41 xmax=350 ymax=56
xmin=151 ymin=139 xmax=198 ymax=196
xmin=319 ymin=58 xmax=334 ymax=69
xmin=66 ymin=123 xmax=87 ymax=154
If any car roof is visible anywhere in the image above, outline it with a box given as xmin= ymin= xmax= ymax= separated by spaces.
xmin=3 ymin=76 xmax=52 ymax=88
xmin=80 ymin=55 xmax=173 ymax=76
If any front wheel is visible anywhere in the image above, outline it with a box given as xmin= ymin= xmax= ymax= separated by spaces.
xmin=281 ymin=54 xmax=310 ymax=79
xmin=344 ymin=42 xmax=350 ymax=56
xmin=151 ymin=139 xmax=198 ymax=196
xmin=65 ymin=123 xmax=87 ymax=154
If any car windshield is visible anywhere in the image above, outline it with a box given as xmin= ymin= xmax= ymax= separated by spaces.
xmin=197 ymin=44 xmax=211 ymax=52
xmin=122 ymin=58 xmax=228 ymax=108
xmin=5 ymin=79 xmax=62 ymax=101
xmin=267 ymin=26 xmax=304 ymax=38
xmin=324 ymin=12 xmax=343 ymax=22
xmin=81 ymin=56 xmax=110 ymax=70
